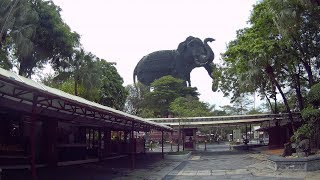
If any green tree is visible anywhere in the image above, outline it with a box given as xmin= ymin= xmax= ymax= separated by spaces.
xmin=212 ymin=109 xmax=227 ymax=116
xmin=54 ymin=48 xmax=97 ymax=96
xmin=0 ymin=0 xmax=38 ymax=69
xmin=1 ymin=0 xmax=79 ymax=77
xmin=20 ymin=0 xmax=79 ymax=77
xmin=54 ymin=77 xmax=100 ymax=102
xmin=219 ymin=105 xmax=237 ymax=115
xmin=124 ymin=82 xmax=149 ymax=115
xmin=96 ymin=59 xmax=128 ymax=110
xmin=232 ymin=94 xmax=253 ymax=115
xmin=169 ymin=97 xmax=213 ymax=117
xmin=268 ymin=0 xmax=320 ymax=88
xmin=142 ymin=75 xmax=199 ymax=117
xmin=295 ymin=83 xmax=320 ymax=148
xmin=220 ymin=0 xmax=320 ymax=131
xmin=44 ymin=57 xmax=128 ymax=110
xmin=267 ymin=0 xmax=320 ymax=111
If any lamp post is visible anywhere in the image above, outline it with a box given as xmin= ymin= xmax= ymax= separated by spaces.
xmin=205 ymin=140 xmax=207 ymax=151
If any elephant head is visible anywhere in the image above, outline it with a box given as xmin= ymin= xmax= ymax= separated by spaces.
xmin=177 ymin=36 xmax=215 ymax=67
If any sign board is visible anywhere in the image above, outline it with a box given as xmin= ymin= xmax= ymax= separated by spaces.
xmin=232 ymin=129 xmax=241 ymax=142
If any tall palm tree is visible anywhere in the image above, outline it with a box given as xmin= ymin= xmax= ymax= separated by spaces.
xmin=0 ymin=0 xmax=19 ymax=44
xmin=56 ymin=48 xmax=98 ymax=96
xmin=0 ymin=0 xmax=37 ymax=52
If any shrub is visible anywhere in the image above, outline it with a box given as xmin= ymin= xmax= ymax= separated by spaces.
xmin=307 ymin=83 xmax=320 ymax=107
xmin=291 ymin=123 xmax=313 ymax=142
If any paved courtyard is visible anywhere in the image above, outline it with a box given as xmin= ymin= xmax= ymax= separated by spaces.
xmin=127 ymin=143 xmax=320 ymax=180
xmin=162 ymin=151 xmax=316 ymax=180
xmin=2 ymin=143 xmax=320 ymax=180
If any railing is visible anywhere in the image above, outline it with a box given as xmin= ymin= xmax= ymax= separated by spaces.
xmin=146 ymin=113 xmax=301 ymax=125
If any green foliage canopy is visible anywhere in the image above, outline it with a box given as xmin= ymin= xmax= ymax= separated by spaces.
xmin=220 ymin=0 xmax=320 ymax=128
xmin=96 ymin=59 xmax=128 ymax=110
xmin=124 ymin=82 xmax=149 ymax=115
xmin=169 ymin=97 xmax=213 ymax=117
xmin=45 ymin=55 xmax=128 ymax=110
xmin=0 ymin=0 xmax=79 ymax=77
xmin=294 ymin=82 xmax=320 ymax=146
xmin=139 ymin=75 xmax=200 ymax=117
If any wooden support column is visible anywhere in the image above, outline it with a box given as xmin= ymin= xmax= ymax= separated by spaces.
xmin=245 ymin=124 xmax=248 ymax=145
xmin=177 ymin=120 xmax=181 ymax=152
xmin=131 ymin=122 xmax=135 ymax=170
xmin=193 ymin=129 xmax=196 ymax=150
xmin=124 ymin=131 xmax=129 ymax=143
xmin=124 ymin=131 xmax=129 ymax=153
xmin=177 ymin=130 xmax=180 ymax=152
xmin=43 ymin=118 xmax=58 ymax=167
xmin=250 ymin=124 xmax=252 ymax=140
xmin=170 ymin=132 xmax=173 ymax=152
xmin=30 ymin=94 xmax=38 ymax=180
xmin=143 ymin=133 xmax=146 ymax=154
xmin=98 ymin=130 xmax=102 ymax=160
xmin=161 ymin=130 xmax=164 ymax=159
xmin=88 ymin=129 xmax=92 ymax=148
xmin=245 ymin=124 xmax=248 ymax=140
xmin=182 ymin=131 xmax=185 ymax=151
xmin=93 ymin=129 xmax=97 ymax=148
xmin=104 ymin=129 xmax=111 ymax=155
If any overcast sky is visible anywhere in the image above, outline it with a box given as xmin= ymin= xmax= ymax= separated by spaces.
xmin=51 ymin=0 xmax=257 ymax=108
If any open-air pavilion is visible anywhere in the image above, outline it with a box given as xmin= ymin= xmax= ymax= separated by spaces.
xmin=0 ymin=68 xmax=172 ymax=179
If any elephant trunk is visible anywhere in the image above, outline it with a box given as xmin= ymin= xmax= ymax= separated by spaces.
xmin=203 ymin=38 xmax=215 ymax=64
xmin=203 ymin=38 xmax=215 ymax=79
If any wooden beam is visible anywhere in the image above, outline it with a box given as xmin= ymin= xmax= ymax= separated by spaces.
xmin=131 ymin=122 xmax=135 ymax=170
xmin=161 ymin=130 xmax=164 ymax=159
xmin=30 ymin=93 xmax=38 ymax=180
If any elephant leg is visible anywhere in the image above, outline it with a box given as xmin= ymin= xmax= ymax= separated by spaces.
xmin=184 ymin=73 xmax=191 ymax=87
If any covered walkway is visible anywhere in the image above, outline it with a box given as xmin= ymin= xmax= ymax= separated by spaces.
xmin=0 ymin=68 xmax=172 ymax=180
xmin=147 ymin=113 xmax=301 ymax=150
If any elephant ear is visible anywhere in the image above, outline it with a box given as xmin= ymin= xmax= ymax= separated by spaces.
xmin=177 ymin=36 xmax=195 ymax=54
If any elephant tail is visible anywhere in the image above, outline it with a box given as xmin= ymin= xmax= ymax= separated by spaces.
xmin=133 ymin=67 xmax=136 ymax=84
xmin=133 ymin=65 xmax=138 ymax=87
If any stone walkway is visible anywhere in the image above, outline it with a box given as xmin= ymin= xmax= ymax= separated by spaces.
xmin=2 ymin=144 xmax=320 ymax=179
xmin=113 ymin=159 xmax=181 ymax=180
xmin=135 ymin=143 xmax=320 ymax=180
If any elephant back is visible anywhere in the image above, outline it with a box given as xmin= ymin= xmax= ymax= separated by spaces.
xmin=137 ymin=50 xmax=177 ymax=72
xmin=135 ymin=50 xmax=178 ymax=85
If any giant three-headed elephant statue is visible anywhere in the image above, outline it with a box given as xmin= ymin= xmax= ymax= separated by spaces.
xmin=133 ymin=36 xmax=215 ymax=87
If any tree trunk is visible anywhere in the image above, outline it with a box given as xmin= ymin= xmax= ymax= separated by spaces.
xmin=293 ymin=73 xmax=304 ymax=111
xmin=301 ymin=60 xmax=314 ymax=87
xmin=18 ymin=61 xmax=27 ymax=77
xmin=265 ymin=65 xmax=295 ymax=132
xmin=0 ymin=33 xmax=3 ymax=47
xmin=263 ymin=91 xmax=274 ymax=113
xmin=18 ymin=56 xmax=34 ymax=78
xmin=292 ymin=36 xmax=314 ymax=87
